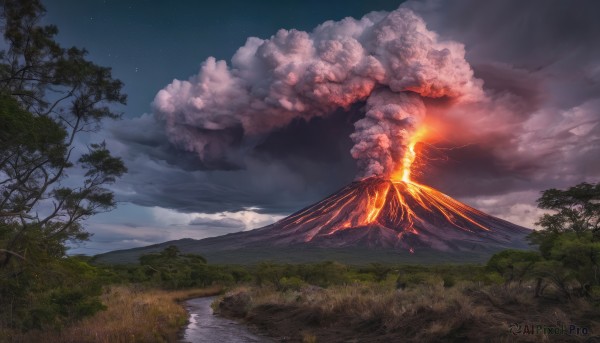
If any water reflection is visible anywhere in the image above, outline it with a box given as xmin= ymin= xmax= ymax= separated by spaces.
xmin=181 ymin=296 xmax=272 ymax=343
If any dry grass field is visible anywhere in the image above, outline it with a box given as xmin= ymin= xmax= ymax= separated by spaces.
xmin=1 ymin=285 xmax=222 ymax=343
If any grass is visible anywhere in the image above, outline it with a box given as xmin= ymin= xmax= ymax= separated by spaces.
xmin=215 ymin=279 xmax=600 ymax=342
xmin=1 ymin=285 xmax=222 ymax=343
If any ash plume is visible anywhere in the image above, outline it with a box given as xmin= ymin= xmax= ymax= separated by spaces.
xmin=351 ymin=89 xmax=425 ymax=177
xmin=153 ymin=7 xmax=483 ymax=178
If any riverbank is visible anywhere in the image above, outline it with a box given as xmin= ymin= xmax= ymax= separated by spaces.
xmin=1 ymin=285 xmax=222 ymax=343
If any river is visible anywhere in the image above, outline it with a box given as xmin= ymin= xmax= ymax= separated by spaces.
xmin=180 ymin=296 xmax=273 ymax=343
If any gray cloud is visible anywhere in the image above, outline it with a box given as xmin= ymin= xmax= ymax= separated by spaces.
xmin=189 ymin=217 xmax=245 ymax=228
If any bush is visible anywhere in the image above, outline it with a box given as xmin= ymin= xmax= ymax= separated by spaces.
xmin=105 ymin=246 xmax=244 ymax=289
xmin=443 ymin=275 xmax=456 ymax=288
xmin=278 ymin=276 xmax=306 ymax=291
xmin=486 ymin=250 xmax=541 ymax=284
xmin=0 ymin=256 xmax=108 ymax=330
xmin=396 ymin=272 xmax=443 ymax=288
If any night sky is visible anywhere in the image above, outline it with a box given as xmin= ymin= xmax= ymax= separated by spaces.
xmin=43 ymin=0 xmax=600 ymax=254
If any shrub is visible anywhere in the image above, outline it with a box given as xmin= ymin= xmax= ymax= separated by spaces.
xmin=278 ymin=276 xmax=306 ymax=291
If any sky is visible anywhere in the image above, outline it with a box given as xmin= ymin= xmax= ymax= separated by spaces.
xmin=40 ymin=0 xmax=600 ymax=255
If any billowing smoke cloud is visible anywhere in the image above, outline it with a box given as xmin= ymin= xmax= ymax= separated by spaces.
xmin=154 ymin=7 xmax=483 ymax=178
xmin=351 ymin=89 xmax=425 ymax=177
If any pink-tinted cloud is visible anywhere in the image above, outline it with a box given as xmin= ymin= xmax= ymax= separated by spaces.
xmin=153 ymin=8 xmax=482 ymax=178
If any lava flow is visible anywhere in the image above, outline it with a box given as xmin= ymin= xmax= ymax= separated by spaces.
xmin=279 ymin=178 xmax=490 ymax=242
xmin=248 ymin=176 xmax=530 ymax=252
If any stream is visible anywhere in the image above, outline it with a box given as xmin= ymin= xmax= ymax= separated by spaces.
xmin=180 ymin=296 xmax=273 ymax=343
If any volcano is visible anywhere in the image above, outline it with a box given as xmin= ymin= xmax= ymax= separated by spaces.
xmin=95 ymin=178 xmax=532 ymax=264
xmin=220 ymin=177 xmax=531 ymax=251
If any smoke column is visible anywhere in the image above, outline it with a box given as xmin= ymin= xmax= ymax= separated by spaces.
xmin=153 ymin=7 xmax=483 ymax=178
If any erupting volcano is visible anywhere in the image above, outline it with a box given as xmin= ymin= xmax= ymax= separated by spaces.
xmin=224 ymin=98 xmax=529 ymax=252
xmin=232 ymin=135 xmax=530 ymax=252
xmin=100 ymin=118 xmax=531 ymax=265
xmin=179 ymin=135 xmax=531 ymax=255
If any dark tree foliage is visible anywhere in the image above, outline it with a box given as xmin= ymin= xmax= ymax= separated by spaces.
xmin=486 ymin=249 xmax=541 ymax=284
xmin=360 ymin=263 xmax=393 ymax=282
xmin=534 ymin=182 xmax=600 ymax=237
xmin=106 ymin=246 xmax=245 ymax=289
xmin=0 ymin=0 xmax=127 ymax=330
xmin=528 ymin=182 xmax=600 ymax=294
xmin=487 ymin=182 xmax=600 ymax=299
xmin=253 ymin=261 xmax=350 ymax=289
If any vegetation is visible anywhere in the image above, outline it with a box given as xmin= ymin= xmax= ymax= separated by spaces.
xmin=107 ymin=245 xmax=252 ymax=289
xmin=2 ymin=285 xmax=222 ymax=343
xmin=486 ymin=182 xmax=600 ymax=299
xmin=216 ymin=278 xmax=599 ymax=342
xmin=0 ymin=0 xmax=126 ymax=332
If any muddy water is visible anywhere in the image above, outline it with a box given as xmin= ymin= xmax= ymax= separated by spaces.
xmin=180 ymin=296 xmax=272 ymax=343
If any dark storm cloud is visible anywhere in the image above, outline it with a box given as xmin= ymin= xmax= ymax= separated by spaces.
xmin=407 ymin=0 xmax=600 ymax=113
xmin=107 ymin=107 xmax=359 ymax=214
xmin=420 ymin=144 xmax=539 ymax=197
xmin=408 ymin=0 xmax=600 ymax=66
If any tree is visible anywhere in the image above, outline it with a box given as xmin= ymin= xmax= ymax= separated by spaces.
xmin=529 ymin=182 xmax=599 ymax=259
xmin=534 ymin=182 xmax=600 ymax=235
xmin=486 ymin=249 xmax=541 ymax=285
xmin=361 ymin=263 xmax=392 ymax=282
xmin=138 ymin=247 xmax=213 ymax=289
xmin=525 ymin=182 xmax=600 ymax=299
xmin=0 ymin=0 xmax=127 ymax=329
xmin=546 ymin=232 xmax=600 ymax=296
xmin=0 ymin=0 xmax=126 ymax=265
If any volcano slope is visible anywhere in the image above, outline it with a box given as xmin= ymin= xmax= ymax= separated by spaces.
xmin=95 ymin=178 xmax=532 ymax=264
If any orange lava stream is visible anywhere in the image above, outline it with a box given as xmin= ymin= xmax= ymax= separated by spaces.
xmin=365 ymin=182 xmax=391 ymax=223
xmin=401 ymin=182 xmax=491 ymax=232
xmin=286 ymin=179 xmax=491 ymax=240
xmin=393 ymin=126 xmax=428 ymax=183
xmin=357 ymin=181 xmax=491 ymax=235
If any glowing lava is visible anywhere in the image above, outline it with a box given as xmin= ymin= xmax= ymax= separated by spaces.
xmin=266 ymin=177 xmax=529 ymax=251
xmin=393 ymin=126 xmax=429 ymax=183
xmin=290 ymin=179 xmax=492 ymax=239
